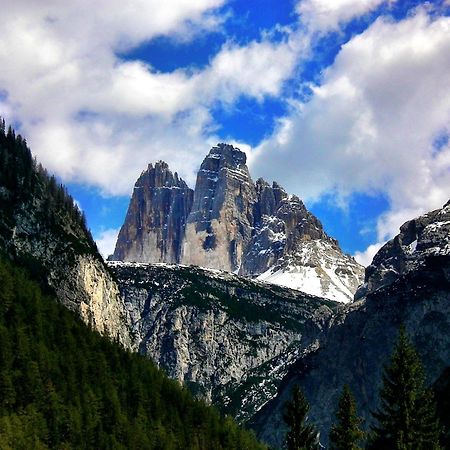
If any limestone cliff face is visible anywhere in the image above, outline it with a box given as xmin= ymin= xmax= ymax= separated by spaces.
xmin=109 ymin=261 xmax=340 ymax=422
xmin=113 ymin=161 xmax=193 ymax=263
xmin=58 ymin=255 xmax=129 ymax=339
xmin=181 ymin=144 xmax=256 ymax=272
xmin=251 ymin=200 xmax=450 ymax=448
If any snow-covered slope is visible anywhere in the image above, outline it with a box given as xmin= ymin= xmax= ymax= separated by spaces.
xmin=256 ymin=240 xmax=363 ymax=303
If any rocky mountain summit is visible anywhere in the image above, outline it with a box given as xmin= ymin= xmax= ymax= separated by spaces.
xmin=113 ymin=144 xmax=364 ymax=303
xmin=182 ymin=144 xmax=256 ymax=272
xmin=251 ymin=200 xmax=450 ymax=447
xmin=112 ymin=161 xmax=193 ymax=263
xmin=356 ymin=199 xmax=450 ymax=299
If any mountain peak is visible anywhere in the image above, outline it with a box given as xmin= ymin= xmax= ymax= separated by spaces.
xmin=355 ymin=199 xmax=450 ymax=300
xmin=207 ymin=143 xmax=247 ymax=167
xmin=136 ymin=160 xmax=188 ymax=190
xmin=113 ymin=145 xmax=364 ymax=302
xmin=182 ymin=143 xmax=255 ymax=271
xmin=113 ymin=160 xmax=194 ymax=263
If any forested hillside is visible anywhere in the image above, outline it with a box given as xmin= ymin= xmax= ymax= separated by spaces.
xmin=0 ymin=255 xmax=266 ymax=449
xmin=0 ymin=119 xmax=132 ymax=344
xmin=0 ymin=119 xmax=96 ymax=261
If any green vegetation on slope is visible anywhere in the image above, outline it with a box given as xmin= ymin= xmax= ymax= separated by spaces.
xmin=0 ymin=255 xmax=266 ymax=449
xmin=0 ymin=119 xmax=99 ymax=267
xmin=367 ymin=327 xmax=441 ymax=450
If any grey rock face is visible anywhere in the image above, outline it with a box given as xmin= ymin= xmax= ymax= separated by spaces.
xmin=113 ymin=161 xmax=193 ymax=263
xmin=0 ymin=179 xmax=133 ymax=349
xmin=181 ymin=144 xmax=256 ymax=272
xmin=355 ymin=199 xmax=450 ymax=299
xmin=241 ymin=179 xmax=364 ymax=303
xmin=251 ymin=200 xmax=450 ymax=448
xmin=113 ymin=144 xmax=364 ymax=302
xmin=109 ymin=261 xmax=341 ymax=421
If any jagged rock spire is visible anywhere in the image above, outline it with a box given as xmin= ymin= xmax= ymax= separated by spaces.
xmin=112 ymin=160 xmax=193 ymax=263
xmin=181 ymin=143 xmax=256 ymax=272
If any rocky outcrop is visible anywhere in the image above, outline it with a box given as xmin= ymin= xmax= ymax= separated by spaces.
xmin=2 ymin=193 xmax=133 ymax=348
xmin=241 ymin=180 xmax=364 ymax=302
xmin=109 ymin=261 xmax=341 ymax=422
xmin=355 ymin=199 xmax=450 ymax=299
xmin=251 ymin=200 xmax=450 ymax=448
xmin=112 ymin=161 xmax=193 ymax=263
xmin=112 ymin=144 xmax=364 ymax=302
xmin=181 ymin=144 xmax=256 ymax=272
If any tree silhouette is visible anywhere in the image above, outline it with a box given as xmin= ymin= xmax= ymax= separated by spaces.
xmin=368 ymin=327 xmax=441 ymax=450
xmin=329 ymin=385 xmax=364 ymax=450
xmin=283 ymin=385 xmax=319 ymax=450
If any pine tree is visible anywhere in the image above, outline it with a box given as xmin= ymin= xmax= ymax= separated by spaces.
xmin=368 ymin=327 xmax=441 ymax=450
xmin=283 ymin=385 xmax=319 ymax=450
xmin=329 ymin=385 xmax=364 ymax=450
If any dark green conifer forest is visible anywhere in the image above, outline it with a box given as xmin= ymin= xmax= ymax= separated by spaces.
xmin=0 ymin=255 xmax=266 ymax=449
xmin=0 ymin=118 xmax=98 ymax=262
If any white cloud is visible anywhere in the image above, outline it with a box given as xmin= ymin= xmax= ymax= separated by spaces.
xmin=201 ymin=39 xmax=298 ymax=102
xmin=95 ymin=228 xmax=120 ymax=259
xmin=296 ymin=0 xmax=393 ymax=32
xmin=1 ymin=0 xmax=226 ymax=52
xmin=28 ymin=110 xmax=218 ymax=195
xmin=0 ymin=0 xmax=299 ymax=195
xmin=252 ymin=9 xmax=450 ymax=260
xmin=353 ymin=241 xmax=383 ymax=266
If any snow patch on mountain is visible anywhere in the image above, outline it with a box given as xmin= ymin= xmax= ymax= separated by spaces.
xmin=256 ymin=240 xmax=364 ymax=303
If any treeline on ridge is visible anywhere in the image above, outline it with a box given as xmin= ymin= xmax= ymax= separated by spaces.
xmin=0 ymin=118 xmax=98 ymax=260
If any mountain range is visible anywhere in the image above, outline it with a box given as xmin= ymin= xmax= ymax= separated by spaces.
xmin=112 ymin=143 xmax=364 ymax=303
xmin=2 ymin=123 xmax=450 ymax=449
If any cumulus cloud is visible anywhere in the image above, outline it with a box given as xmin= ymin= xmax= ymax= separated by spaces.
xmin=296 ymin=0 xmax=393 ymax=32
xmin=0 ymin=0 xmax=301 ymax=195
xmin=202 ymin=40 xmax=298 ymax=102
xmin=353 ymin=242 xmax=384 ymax=266
xmin=95 ymin=228 xmax=121 ymax=259
xmin=251 ymin=8 xmax=450 ymax=263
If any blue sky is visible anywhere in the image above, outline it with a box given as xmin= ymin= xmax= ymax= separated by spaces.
xmin=1 ymin=0 xmax=449 ymax=264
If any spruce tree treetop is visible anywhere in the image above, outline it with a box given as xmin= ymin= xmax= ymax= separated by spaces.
xmin=283 ymin=385 xmax=319 ymax=450
xmin=329 ymin=385 xmax=364 ymax=450
xmin=368 ymin=326 xmax=441 ymax=450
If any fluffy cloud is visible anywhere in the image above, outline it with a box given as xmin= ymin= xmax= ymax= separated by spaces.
xmin=296 ymin=0 xmax=393 ymax=31
xmin=95 ymin=228 xmax=120 ymax=259
xmin=252 ymin=9 xmax=450 ymax=262
xmin=202 ymin=40 xmax=298 ymax=102
xmin=353 ymin=242 xmax=383 ymax=266
xmin=0 ymin=0 xmax=299 ymax=195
